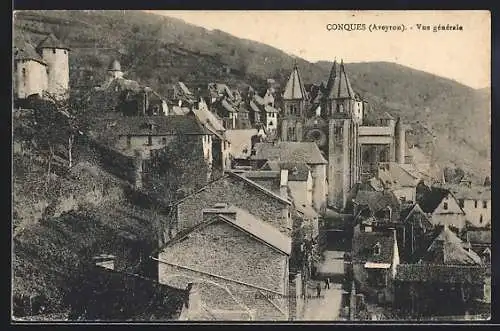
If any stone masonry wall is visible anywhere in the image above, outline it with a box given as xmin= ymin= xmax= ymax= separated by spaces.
xmin=158 ymin=220 xmax=289 ymax=320
xmin=176 ymin=175 xmax=290 ymax=235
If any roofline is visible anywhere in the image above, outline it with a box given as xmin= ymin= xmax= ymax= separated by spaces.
xmin=217 ymin=214 xmax=290 ymax=255
xmin=15 ymin=57 xmax=47 ymax=66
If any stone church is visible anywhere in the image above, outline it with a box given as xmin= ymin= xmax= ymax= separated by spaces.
xmin=279 ymin=60 xmax=406 ymax=211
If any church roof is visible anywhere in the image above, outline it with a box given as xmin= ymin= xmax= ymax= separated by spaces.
xmin=37 ymin=33 xmax=70 ymax=50
xmin=283 ymin=64 xmax=307 ymax=100
xmin=326 ymin=60 xmax=355 ymax=99
xmin=108 ymin=59 xmax=122 ymax=71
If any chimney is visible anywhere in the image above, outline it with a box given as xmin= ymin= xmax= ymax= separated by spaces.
xmin=202 ymin=203 xmax=237 ymax=222
xmin=280 ymin=169 xmax=289 ymax=199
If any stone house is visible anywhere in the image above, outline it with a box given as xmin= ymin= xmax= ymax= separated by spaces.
xmin=448 ymin=184 xmax=491 ymax=228
xmin=168 ymin=171 xmax=293 ymax=239
xmin=465 ymin=230 xmax=491 ymax=264
xmin=350 ymin=223 xmax=400 ymax=304
xmin=398 ymin=202 xmax=434 ymax=263
xmin=155 ymin=204 xmax=292 ymax=321
xmin=352 ymin=190 xmax=401 ymax=224
xmin=251 ymin=142 xmax=328 ymax=212
xmin=418 ymin=186 xmax=467 ymax=230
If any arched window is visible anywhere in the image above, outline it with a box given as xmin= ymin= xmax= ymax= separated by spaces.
xmin=339 ymin=104 xmax=344 ymax=113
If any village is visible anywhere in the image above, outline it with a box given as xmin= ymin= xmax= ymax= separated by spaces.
xmin=13 ymin=32 xmax=491 ymax=321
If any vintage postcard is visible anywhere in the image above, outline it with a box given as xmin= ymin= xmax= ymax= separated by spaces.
xmin=12 ymin=10 xmax=491 ymax=322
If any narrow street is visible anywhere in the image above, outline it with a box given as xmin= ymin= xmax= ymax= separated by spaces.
xmin=301 ymin=250 xmax=347 ymax=321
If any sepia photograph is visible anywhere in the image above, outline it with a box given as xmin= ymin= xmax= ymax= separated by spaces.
xmin=12 ymin=9 xmax=491 ymax=322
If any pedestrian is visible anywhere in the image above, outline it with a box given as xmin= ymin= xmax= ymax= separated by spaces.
xmin=324 ymin=277 xmax=330 ymax=289
xmin=316 ymin=282 xmax=322 ymax=298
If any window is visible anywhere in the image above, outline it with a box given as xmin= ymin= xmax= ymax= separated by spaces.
xmin=479 ymin=214 xmax=483 ymax=224
xmin=339 ymin=104 xmax=344 ymax=113
xmin=162 ymin=137 xmax=167 ymax=145
xmin=147 ymin=136 xmax=153 ymax=146
xmin=126 ymin=136 xmax=131 ymax=148
xmin=474 ymin=200 xmax=478 ymax=208
xmin=458 ymin=199 xmax=464 ymax=208
xmin=268 ymin=121 xmax=273 ymax=126
xmin=373 ymin=242 xmax=381 ymax=256
xmin=483 ymin=200 xmax=488 ymax=209
xmin=443 ymin=202 xmax=448 ymax=210
xmin=64 ymin=50 xmax=67 ymax=54
xmin=52 ymin=49 xmax=56 ymax=54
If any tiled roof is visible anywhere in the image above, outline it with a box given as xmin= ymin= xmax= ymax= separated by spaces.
xmin=466 ymin=230 xmax=491 ymax=245
xmin=252 ymin=142 xmax=327 ymax=165
xmin=36 ymin=33 xmax=70 ymax=50
xmin=352 ymin=225 xmax=395 ymax=264
xmin=421 ymin=226 xmax=483 ymax=265
xmin=325 ymin=60 xmax=354 ymax=99
xmin=283 ymin=64 xmax=307 ymax=100
xmin=88 ymin=114 xmax=212 ymax=137
xmin=249 ymin=100 xmax=261 ymax=113
xmin=253 ymin=94 xmax=266 ymax=106
xmin=216 ymin=206 xmax=291 ymax=255
xmin=224 ymin=129 xmax=258 ymax=158
xmin=261 ymin=161 xmax=310 ymax=181
xmin=178 ymin=82 xmax=193 ymax=96
xmin=395 ymin=264 xmax=489 ymax=284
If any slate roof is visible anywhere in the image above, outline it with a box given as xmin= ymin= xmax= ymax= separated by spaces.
xmin=89 ymin=114 xmax=212 ymax=137
xmin=216 ymin=207 xmax=292 ymax=255
xmin=283 ymin=64 xmax=307 ymax=100
xmin=13 ymin=38 xmax=46 ymax=65
xmin=178 ymin=82 xmax=193 ymax=96
xmin=395 ymin=264 xmax=489 ymax=284
xmin=296 ymin=204 xmax=319 ymax=219
xmin=108 ymin=59 xmax=121 ymax=71
xmin=466 ymin=230 xmax=491 ymax=245
xmin=36 ymin=33 xmax=70 ymax=50
xmin=377 ymin=162 xmax=420 ymax=188
xmin=447 ymin=185 xmax=491 ymax=201
xmin=326 ymin=60 xmax=355 ymax=99
xmin=221 ymin=99 xmax=237 ymax=113
xmin=252 ymin=142 xmax=327 ymax=165
xmin=418 ymin=187 xmax=452 ymax=214
xmin=353 ymin=190 xmax=401 ymax=222
xmin=261 ymin=161 xmax=311 ymax=181
xmin=191 ymin=108 xmax=225 ymax=132
xmin=420 ymin=226 xmax=483 ymax=265
xmin=264 ymin=104 xmax=279 ymax=113
xmin=249 ymin=100 xmax=261 ymax=114
xmin=352 ymin=225 xmax=395 ymax=264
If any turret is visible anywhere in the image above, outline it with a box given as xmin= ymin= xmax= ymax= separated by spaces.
xmin=36 ymin=33 xmax=70 ymax=99
xmin=282 ymin=61 xmax=308 ymax=117
xmin=13 ymin=38 xmax=48 ymax=99
xmin=323 ymin=59 xmax=355 ymax=117
xmin=107 ymin=59 xmax=124 ymax=81
xmin=394 ymin=117 xmax=406 ymax=164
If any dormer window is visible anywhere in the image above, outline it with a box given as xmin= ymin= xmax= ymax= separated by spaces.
xmin=443 ymin=202 xmax=448 ymax=210
xmin=373 ymin=242 xmax=381 ymax=256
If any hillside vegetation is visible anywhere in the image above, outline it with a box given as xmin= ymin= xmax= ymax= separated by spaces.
xmin=14 ymin=10 xmax=490 ymax=181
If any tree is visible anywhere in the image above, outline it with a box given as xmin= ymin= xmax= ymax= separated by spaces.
xmin=145 ymin=134 xmax=211 ymax=202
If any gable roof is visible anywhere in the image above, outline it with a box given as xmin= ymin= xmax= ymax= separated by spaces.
xmin=447 ymin=184 xmax=491 ymax=201
xmin=164 ymin=205 xmax=291 ymax=255
xmin=377 ymin=162 xmax=420 ymax=189
xmin=283 ymin=64 xmax=307 ymax=100
xmin=191 ymin=108 xmax=225 ymax=132
xmin=169 ymin=171 xmax=292 ymax=208
xmin=353 ymin=190 xmax=401 ymax=222
xmin=252 ymin=142 xmax=327 ymax=165
xmin=421 ymin=226 xmax=483 ymax=265
xmin=352 ymin=225 xmax=395 ymax=264
xmin=399 ymin=203 xmax=432 ymax=229
xmin=326 ymin=60 xmax=354 ymax=99
xmin=36 ymin=33 xmax=70 ymax=50
xmin=418 ymin=187 xmax=454 ymax=214
xmin=261 ymin=161 xmax=311 ymax=181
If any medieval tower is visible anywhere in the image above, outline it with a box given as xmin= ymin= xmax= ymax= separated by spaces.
xmin=13 ymin=33 xmax=70 ymax=100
